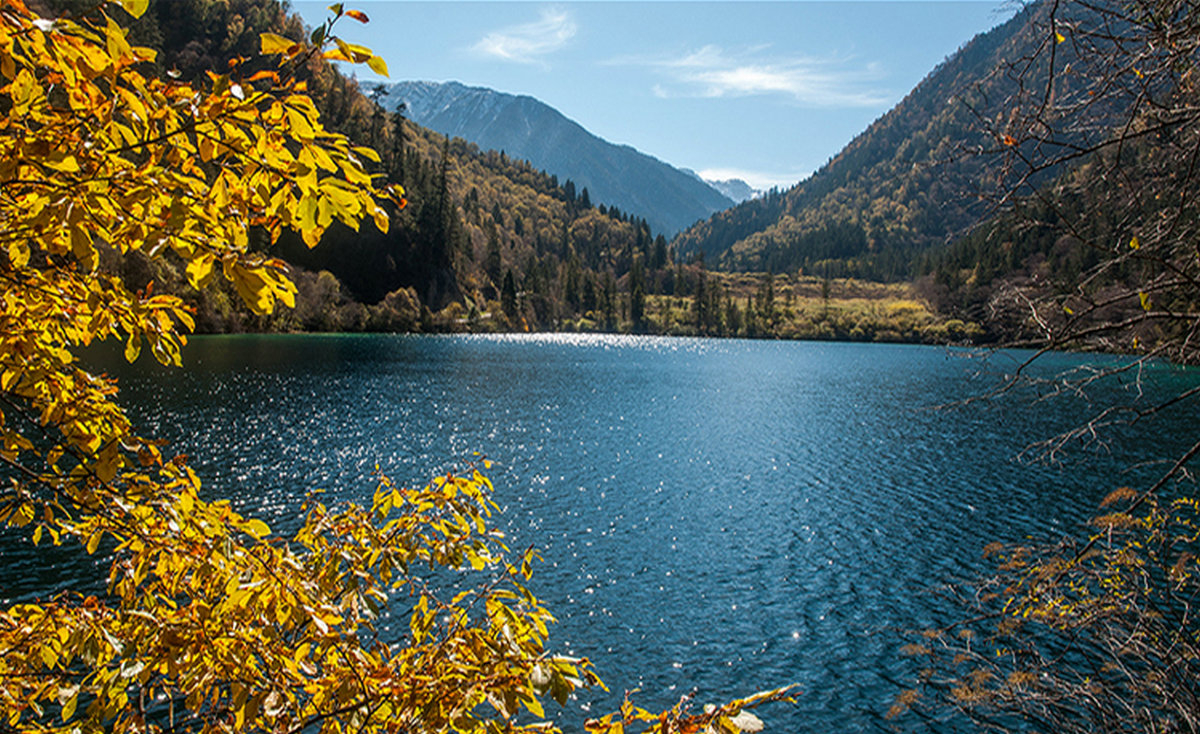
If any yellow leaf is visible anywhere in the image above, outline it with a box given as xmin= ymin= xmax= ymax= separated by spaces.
xmin=367 ymin=55 xmax=389 ymax=77
xmin=1139 ymin=291 xmax=1151 ymax=311
xmin=71 ymin=227 xmax=97 ymax=271
xmin=317 ymin=194 xmax=333 ymax=228
xmin=344 ymin=41 xmax=374 ymax=61
xmin=96 ymin=441 xmax=120 ymax=484
xmin=1 ymin=369 xmax=19 ymax=391
xmin=352 ymin=145 xmax=380 ymax=163
xmin=285 ymin=105 xmax=316 ymax=141
xmin=297 ymin=192 xmax=319 ymax=232
xmin=334 ymin=37 xmax=356 ymax=62
xmin=371 ymin=204 xmax=389 ymax=234
xmin=62 ymin=691 xmax=78 ymax=721
xmin=301 ymin=225 xmax=323 ymax=248
xmin=197 ymin=135 xmax=217 ymax=162
xmin=186 ymin=252 xmax=217 ymax=289
xmin=10 ymin=68 xmax=37 ymax=113
xmin=8 ymin=241 xmax=30 ymax=268
xmin=228 ymin=264 xmax=278 ymax=314
xmin=44 ymin=153 xmax=80 ymax=173
xmin=1130 ymin=235 xmax=1141 ymax=250
xmin=260 ymin=33 xmax=295 ymax=55
xmin=86 ymin=530 xmax=103 ymax=555
xmin=105 ymin=14 xmax=132 ymax=60
xmin=119 ymin=0 xmax=149 ymax=18
xmin=1055 ymin=31 xmax=1065 ymax=43
xmin=244 ymin=518 xmax=270 ymax=539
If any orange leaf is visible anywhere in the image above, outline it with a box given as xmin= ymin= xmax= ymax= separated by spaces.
xmin=247 ymin=70 xmax=280 ymax=84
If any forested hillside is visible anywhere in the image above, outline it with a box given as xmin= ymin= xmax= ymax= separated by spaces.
xmin=379 ymin=81 xmax=736 ymax=237
xmin=49 ymin=0 xmax=684 ymax=334
xmin=39 ymin=0 xmax=986 ymax=342
xmin=672 ymin=2 xmax=1059 ymax=281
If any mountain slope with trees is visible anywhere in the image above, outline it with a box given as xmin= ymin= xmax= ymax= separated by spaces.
xmin=47 ymin=0 xmax=691 ymax=334
xmin=379 ymin=81 xmax=736 ymax=237
xmin=47 ymin=0 xmax=984 ymax=342
xmin=672 ymin=2 xmax=1071 ymax=281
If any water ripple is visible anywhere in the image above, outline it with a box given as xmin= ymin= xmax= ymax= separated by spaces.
xmin=6 ymin=335 xmax=1196 ymax=733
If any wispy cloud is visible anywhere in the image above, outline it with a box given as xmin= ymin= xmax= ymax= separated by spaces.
xmin=471 ymin=8 xmax=576 ymax=65
xmin=617 ymin=45 xmax=888 ymax=108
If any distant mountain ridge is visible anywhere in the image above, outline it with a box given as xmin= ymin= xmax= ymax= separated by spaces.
xmin=682 ymin=170 xmax=761 ymax=203
xmin=378 ymin=80 xmax=735 ymax=236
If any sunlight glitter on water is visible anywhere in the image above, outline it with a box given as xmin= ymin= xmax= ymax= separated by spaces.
xmin=462 ymin=331 xmax=738 ymax=354
xmin=13 ymin=334 xmax=1197 ymax=732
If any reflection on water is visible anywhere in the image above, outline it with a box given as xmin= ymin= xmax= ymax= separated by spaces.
xmin=5 ymin=334 xmax=1197 ymax=731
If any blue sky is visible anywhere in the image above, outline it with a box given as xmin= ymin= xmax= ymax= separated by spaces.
xmin=294 ymin=2 xmax=1015 ymax=191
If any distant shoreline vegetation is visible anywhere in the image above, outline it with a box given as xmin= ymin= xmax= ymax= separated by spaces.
xmin=175 ymin=259 xmax=984 ymax=346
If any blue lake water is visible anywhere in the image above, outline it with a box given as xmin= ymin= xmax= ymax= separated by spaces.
xmin=6 ymin=334 xmax=1198 ymax=731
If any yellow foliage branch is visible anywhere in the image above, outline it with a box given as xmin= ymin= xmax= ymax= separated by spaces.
xmin=0 ymin=2 xmax=792 ymax=732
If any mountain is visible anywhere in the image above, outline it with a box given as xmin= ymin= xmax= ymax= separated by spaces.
xmin=672 ymin=2 xmax=1081 ymax=280
xmin=66 ymin=0 xmax=682 ymax=335
xmin=703 ymin=178 xmax=761 ymax=204
xmin=376 ymin=81 xmax=735 ymax=237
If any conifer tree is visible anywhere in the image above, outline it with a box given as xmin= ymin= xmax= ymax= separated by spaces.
xmin=629 ymin=257 xmax=646 ymax=330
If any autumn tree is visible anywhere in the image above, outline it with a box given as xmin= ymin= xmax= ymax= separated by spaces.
xmin=894 ymin=0 xmax=1200 ymax=730
xmin=0 ymin=2 xmax=791 ymax=732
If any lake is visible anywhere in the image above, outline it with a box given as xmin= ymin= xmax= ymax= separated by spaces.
xmin=6 ymin=334 xmax=1198 ymax=731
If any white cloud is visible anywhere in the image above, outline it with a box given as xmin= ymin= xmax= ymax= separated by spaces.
xmin=698 ymin=167 xmax=807 ymax=192
xmin=660 ymin=45 xmax=728 ymax=69
xmin=617 ymin=45 xmax=888 ymax=108
xmin=471 ymin=8 xmax=576 ymax=65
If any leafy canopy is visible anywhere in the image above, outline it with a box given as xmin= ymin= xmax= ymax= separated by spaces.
xmin=0 ymin=1 xmax=792 ymax=732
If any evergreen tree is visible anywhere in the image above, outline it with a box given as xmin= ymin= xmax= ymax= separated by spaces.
xmin=368 ymin=85 xmax=385 ymax=151
xmin=693 ymin=266 xmax=708 ymax=333
xmin=564 ymin=259 xmax=581 ymax=313
xmin=725 ymin=294 xmax=742 ymax=336
xmin=501 ymin=270 xmax=518 ymax=321
xmin=583 ymin=273 xmax=598 ymax=314
xmin=388 ymin=103 xmax=406 ymax=183
xmin=629 ymin=257 xmax=646 ymax=330
xmin=652 ymin=234 xmax=668 ymax=271
xmin=601 ymin=271 xmax=617 ymax=329
xmin=758 ymin=274 xmax=776 ymax=326
xmin=485 ymin=228 xmax=502 ymax=286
